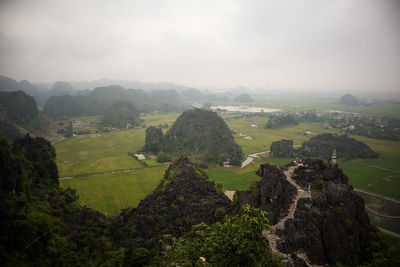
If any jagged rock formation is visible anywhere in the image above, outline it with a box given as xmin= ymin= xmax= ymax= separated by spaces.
xmin=113 ymin=157 xmax=234 ymax=250
xmin=271 ymin=139 xmax=294 ymax=157
xmin=340 ymin=93 xmax=358 ymax=106
xmin=302 ymin=133 xmax=378 ymax=160
xmin=237 ymin=159 xmax=373 ymax=266
xmin=163 ymin=109 xmax=243 ymax=164
xmin=143 ymin=126 xmax=163 ymax=153
xmin=234 ymin=93 xmax=253 ymax=102
xmin=0 ymin=90 xmax=38 ymax=123
xmin=100 ymin=101 xmax=139 ymax=128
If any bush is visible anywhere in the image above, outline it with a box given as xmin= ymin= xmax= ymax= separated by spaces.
xmin=157 ymin=152 xmax=171 ymax=163
xmin=199 ymin=162 xmax=208 ymax=169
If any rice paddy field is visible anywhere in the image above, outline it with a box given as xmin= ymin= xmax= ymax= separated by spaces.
xmin=57 ymin=108 xmax=400 ymax=219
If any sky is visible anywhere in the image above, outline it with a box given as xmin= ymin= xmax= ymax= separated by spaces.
xmin=0 ymin=0 xmax=399 ymax=92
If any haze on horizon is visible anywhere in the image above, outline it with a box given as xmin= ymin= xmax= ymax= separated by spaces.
xmin=0 ymin=0 xmax=399 ymax=93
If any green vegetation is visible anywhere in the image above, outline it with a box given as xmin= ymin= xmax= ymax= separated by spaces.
xmin=162 ymin=205 xmax=282 ymax=266
xmin=55 ymin=129 xmax=146 ymax=176
xmin=100 ymin=101 xmax=140 ymax=128
xmin=206 ymin=167 xmax=260 ymax=190
xmin=162 ymin=109 xmax=243 ymax=164
xmin=302 ymin=133 xmax=378 ymax=160
xmin=265 ymin=113 xmax=298 ymax=129
xmin=61 ymin=166 xmax=167 ymax=215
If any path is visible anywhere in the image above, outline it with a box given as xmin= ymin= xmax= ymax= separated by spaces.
xmin=59 ymin=164 xmax=165 ymax=179
xmin=262 ymin=164 xmax=319 ymax=267
xmin=354 ymin=188 xmax=400 ymax=205
xmin=364 ymin=205 xmax=400 ymax=219
xmin=353 ymin=161 xmax=400 ymax=174
xmin=241 ymin=151 xmax=270 ymax=168
xmin=224 ymin=190 xmax=235 ymax=201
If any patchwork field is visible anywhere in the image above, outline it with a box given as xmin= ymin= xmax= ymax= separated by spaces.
xmin=57 ymin=111 xmax=400 ymax=219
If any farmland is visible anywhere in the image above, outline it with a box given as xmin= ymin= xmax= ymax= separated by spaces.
xmin=61 ymin=166 xmax=167 ymax=215
xmin=57 ymin=110 xmax=400 ymax=217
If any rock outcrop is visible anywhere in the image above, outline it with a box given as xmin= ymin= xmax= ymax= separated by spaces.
xmin=163 ymin=109 xmax=243 ymax=164
xmin=113 ymin=157 xmax=234 ymax=249
xmin=271 ymin=139 xmax=294 ymax=157
xmin=143 ymin=126 xmax=163 ymax=153
xmin=238 ymin=159 xmax=373 ymax=266
xmin=302 ymin=133 xmax=378 ymax=160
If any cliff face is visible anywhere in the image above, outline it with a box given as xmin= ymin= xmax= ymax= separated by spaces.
xmin=238 ymin=159 xmax=373 ymax=266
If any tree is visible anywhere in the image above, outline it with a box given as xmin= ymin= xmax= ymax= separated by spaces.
xmin=64 ymin=121 xmax=73 ymax=137
xmin=162 ymin=205 xmax=283 ymax=266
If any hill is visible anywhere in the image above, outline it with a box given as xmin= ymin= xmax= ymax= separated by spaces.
xmin=340 ymin=93 xmax=358 ymax=106
xmin=0 ymin=134 xmax=118 ymax=266
xmin=0 ymin=91 xmax=38 ymax=123
xmin=1 ymin=135 xmax=398 ymax=266
xmin=100 ymin=101 xmax=140 ymax=128
xmin=301 ymin=133 xmax=378 ymax=160
xmin=234 ymin=93 xmax=253 ymax=102
xmin=49 ymin=81 xmax=75 ymax=96
xmin=163 ymin=109 xmax=243 ymax=164
xmin=237 ymin=159 xmax=374 ymax=266
xmin=43 ymin=85 xmax=185 ymax=119
xmin=113 ymin=157 xmax=234 ymax=249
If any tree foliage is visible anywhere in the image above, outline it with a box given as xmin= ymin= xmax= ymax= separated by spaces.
xmin=162 ymin=205 xmax=282 ymax=266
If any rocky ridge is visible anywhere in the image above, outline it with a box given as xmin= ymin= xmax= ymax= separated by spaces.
xmin=238 ymin=159 xmax=373 ymax=266
xmin=113 ymin=157 xmax=234 ymax=250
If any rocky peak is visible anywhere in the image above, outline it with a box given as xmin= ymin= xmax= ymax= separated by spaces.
xmin=143 ymin=126 xmax=163 ymax=153
xmin=114 ymin=157 xmax=233 ymax=249
xmin=270 ymin=139 xmax=294 ymax=157
xmin=238 ymin=159 xmax=373 ymax=266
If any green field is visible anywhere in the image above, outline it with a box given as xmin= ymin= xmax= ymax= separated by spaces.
xmin=61 ymin=166 xmax=167 ymax=215
xmin=225 ymin=118 xmax=339 ymax=154
xmin=57 ymin=110 xmax=400 ymax=216
xmin=252 ymin=96 xmax=400 ymax=118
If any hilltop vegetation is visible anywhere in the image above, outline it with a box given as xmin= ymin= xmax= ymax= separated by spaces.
xmin=145 ymin=109 xmax=243 ymax=165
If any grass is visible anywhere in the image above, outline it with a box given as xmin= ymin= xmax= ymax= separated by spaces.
xmin=61 ymin=166 xmax=167 ymax=215
xmin=206 ymin=157 xmax=295 ymax=191
xmin=206 ymin=167 xmax=259 ymax=191
xmin=55 ymin=113 xmax=180 ymax=177
xmin=225 ymin=118 xmax=340 ymax=154
xmin=55 ymin=110 xmax=400 ymax=215
xmin=55 ymin=130 xmax=146 ymax=176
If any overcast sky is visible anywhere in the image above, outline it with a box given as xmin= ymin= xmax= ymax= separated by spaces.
xmin=0 ymin=0 xmax=399 ymax=92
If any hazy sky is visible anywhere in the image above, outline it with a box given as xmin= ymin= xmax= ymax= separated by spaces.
xmin=0 ymin=0 xmax=399 ymax=91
